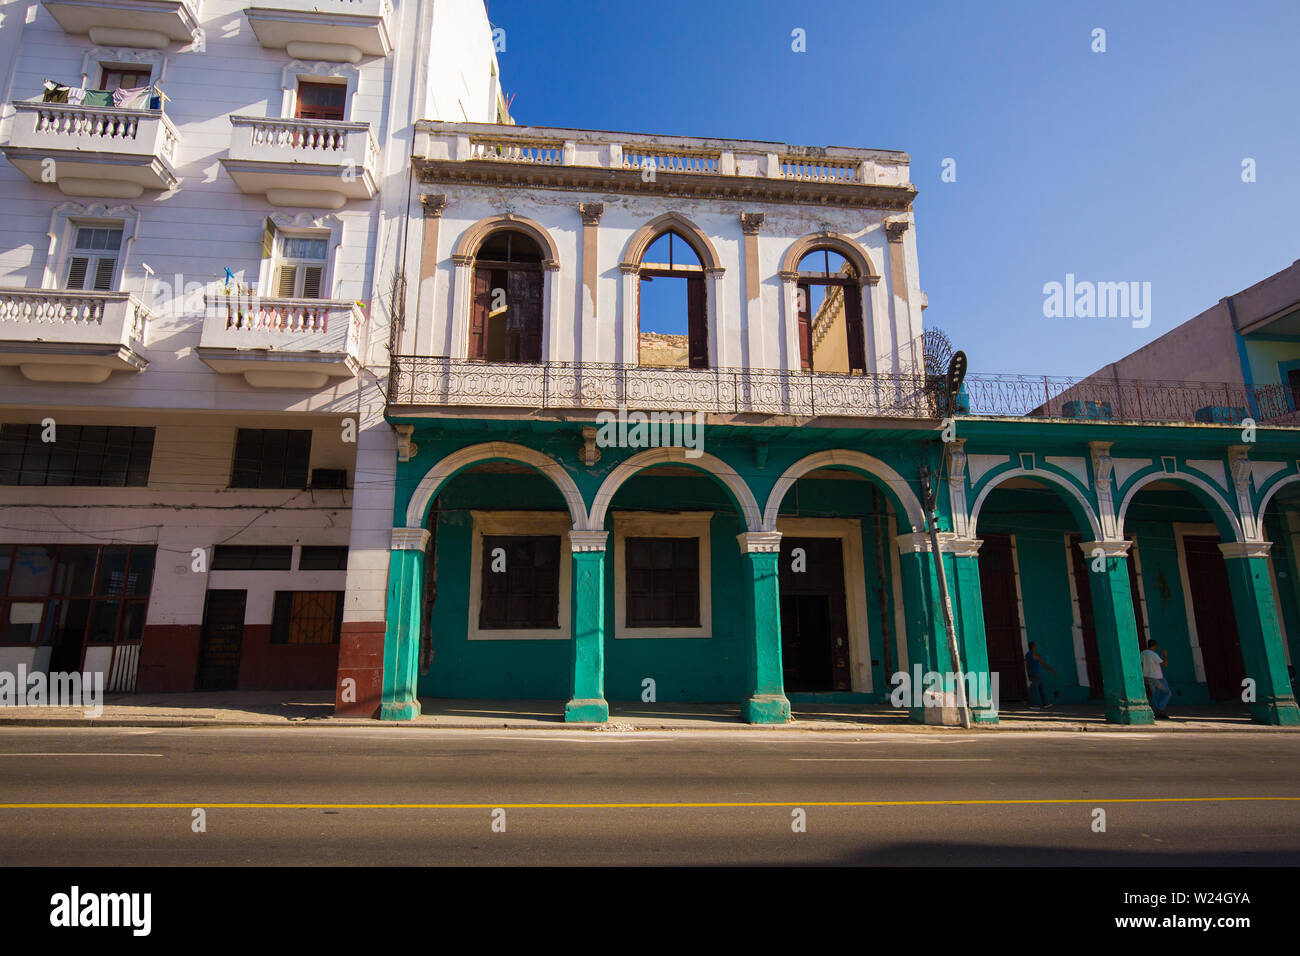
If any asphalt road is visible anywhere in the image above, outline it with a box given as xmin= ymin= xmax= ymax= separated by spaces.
xmin=1 ymin=726 xmax=1298 ymax=865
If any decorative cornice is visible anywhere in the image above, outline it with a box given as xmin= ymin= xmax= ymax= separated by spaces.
xmin=705 ymin=266 xmax=726 ymax=278
xmin=740 ymin=212 xmax=764 ymax=235
xmin=542 ymin=258 xmax=561 ymax=272
xmin=394 ymin=424 xmax=417 ymax=462
xmin=737 ymin=531 xmax=782 ymax=553
xmin=451 ymin=253 xmax=475 ymax=266
xmin=618 ymin=262 xmax=640 ymax=275
xmin=1219 ymin=541 xmax=1272 ymax=560
xmin=392 ymin=527 xmax=430 ymax=551
xmin=894 ymin=532 xmax=982 ymax=556
xmin=412 ymin=158 xmax=918 ymax=211
xmin=569 ymin=530 xmax=609 ymax=552
xmin=579 ymin=202 xmax=604 ymax=225
xmin=778 ymin=269 xmax=798 ymax=282
xmin=420 ymin=193 xmax=447 ymax=218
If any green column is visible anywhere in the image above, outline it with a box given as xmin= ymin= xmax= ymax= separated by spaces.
xmin=895 ymin=537 xmax=947 ymax=724
xmin=381 ymin=528 xmax=426 ymax=721
xmin=565 ymin=533 xmax=609 ymax=723
xmin=739 ymin=533 xmax=790 ymax=724
xmin=1221 ymin=546 xmax=1300 ymax=726
xmin=1082 ymin=541 xmax=1152 ymax=725
xmin=948 ymin=544 xmax=998 ymax=724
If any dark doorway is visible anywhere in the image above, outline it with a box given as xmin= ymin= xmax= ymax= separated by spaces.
xmin=978 ymin=533 xmax=1027 ymax=700
xmin=779 ymin=537 xmax=850 ymax=692
xmin=196 ymin=589 xmax=247 ymax=691
xmin=1067 ymin=533 xmax=1150 ymax=699
xmin=470 ymin=230 xmax=543 ymax=363
xmin=1183 ymin=535 xmax=1246 ymax=700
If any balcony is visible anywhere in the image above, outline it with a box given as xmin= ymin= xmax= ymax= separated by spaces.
xmin=413 ymin=122 xmax=917 ymax=208
xmin=197 ymin=294 xmax=364 ymax=388
xmin=2 ymin=102 xmax=180 ymax=198
xmin=221 ymin=115 xmax=379 ymax=208
xmin=388 ymin=357 xmax=938 ymax=420
xmin=245 ymin=0 xmax=393 ymax=62
xmin=41 ymin=0 xmax=202 ymax=48
xmin=0 ymin=289 xmax=151 ymax=383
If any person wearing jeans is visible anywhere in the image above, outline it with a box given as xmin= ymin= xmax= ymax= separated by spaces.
xmin=1024 ymin=641 xmax=1056 ymax=708
xmin=1141 ymin=639 xmax=1172 ymax=717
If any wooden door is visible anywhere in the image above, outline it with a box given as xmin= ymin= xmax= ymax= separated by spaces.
xmin=978 ymin=533 xmax=1027 ymax=700
xmin=796 ymin=280 xmax=812 ymax=370
xmin=196 ymin=590 xmax=246 ymax=691
xmin=469 ymin=269 xmax=492 ymax=360
xmin=1184 ymin=535 xmax=1246 ymax=700
xmin=507 ymin=269 xmax=543 ymax=363
xmin=843 ymin=283 xmax=867 ymax=373
xmin=686 ymin=276 xmax=708 ymax=369
xmin=779 ymin=537 xmax=850 ymax=692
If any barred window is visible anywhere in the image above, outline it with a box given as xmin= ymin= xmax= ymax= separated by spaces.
xmin=0 ymin=424 xmax=154 ymax=486
xmin=230 ymin=429 xmax=311 ymax=489
xmin=625 ymin=537 xmax=699 ymax=628
xmin=298 ymin=546 xmax=349 ymax=571
xmin=211 ymin=546 xmax=293 ymax=571
xmin=479 ymin=535 xmax=560 ymax=629
xmin=270 ymin=590 xmax=343 ymax=645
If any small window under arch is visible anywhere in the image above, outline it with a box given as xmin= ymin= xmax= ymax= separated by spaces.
xmin=638 ymin=231 xmax=708 ymax=369
xmin=470 ymin=229 xmax=544 ymax=363
xmin=795 ymin=248 xmax=865 ymax=374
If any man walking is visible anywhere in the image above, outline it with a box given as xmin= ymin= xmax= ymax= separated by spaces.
xmin=1025 ymin=641 xmax=1056 ymax=709
xmin=1141 ymin=639 xmax=1172 ymax=718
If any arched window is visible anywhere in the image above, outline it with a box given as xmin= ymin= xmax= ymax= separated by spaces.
xmin=638 ymin=231 xmax=708 ymax=369
xmin=795 ymin=248 xmax=865 ymax=374
xmin=470 ymin=229 xmax=544 ymax=363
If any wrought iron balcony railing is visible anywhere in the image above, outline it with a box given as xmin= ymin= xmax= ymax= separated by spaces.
xmin=388 ymin=357 xmax=940 ymax=418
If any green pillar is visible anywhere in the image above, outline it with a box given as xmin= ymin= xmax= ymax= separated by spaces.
xmin=895 ymin=536 xmax=948 ymax=724
xmin=739 ymin=532 xmax=790 ymax=724
xmin=948 ymin=544 xmax=998 ymax=724
xmin=1081 ymin=541 xmax=1153 ymax=725
xmin=381 ymin=528 xmax=426 ymax=721
xmin=565 ymin=533 xmax=609 ymax=723
xmin=1221 ymin=545 xmax=1300 ymax=726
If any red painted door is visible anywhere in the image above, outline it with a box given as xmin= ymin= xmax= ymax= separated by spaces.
xmin=977 ymin=533 xmax=1027 ymax=700
xmin=1183 ymin=535 xmax=1246 ymax=700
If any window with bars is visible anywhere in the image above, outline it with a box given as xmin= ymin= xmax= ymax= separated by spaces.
xmin=625 ymin=537 xmax=700 ymax=628
xmin=272 ymin=235 xmax=328 ymax=300
xmin=0 ymin=424 xmax=154 ymax=486
xmin=65 ymin=226 xmax=123 ymax=292
xmin=0 ymin=544 xmax=154 ymax=648
xmin=230 ymin=429 xmax=311 ymax=489
xmin=298 ymin=546 xmax=349 ymax=571
xmin=479 ymin=535 xmax=560 ymax=629
xmin=210 ymin=546 xmax=293 ymax=571
xmin=270 ymin=590 xmax=343 ymax=645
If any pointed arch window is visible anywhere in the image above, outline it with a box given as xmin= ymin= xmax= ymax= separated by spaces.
xmin=470 ymin=229 xmax=544 ymax=363
xmin=638 ymin=231 xmax=708 ymax=369
xmin=795 ymin=249 xmax=865 ymax=374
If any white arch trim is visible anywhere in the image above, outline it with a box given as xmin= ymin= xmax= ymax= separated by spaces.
xmin=1256 ymin=473 xmax=1300 ymax=536
xmin=588 ymin=447 xmax=762 ymax=532
xmin=405 ymin=442 xmax=589 ymax=530
xmin=969 ymin=468 xmax=1104 ymax=542
xmin=1116 ymin=470 xmax=1244 ymax=542
xmin=762 ymin=450 xmax=926 ymax=532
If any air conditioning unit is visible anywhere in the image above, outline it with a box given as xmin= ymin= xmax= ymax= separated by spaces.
xmin=310 ymin=468 xmax=347 ymax=489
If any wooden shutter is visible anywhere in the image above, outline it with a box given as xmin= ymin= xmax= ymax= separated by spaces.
xmin=261 ymin=218 xmax=276 ymax=259
xmin=469 ymin=268 xmax=491 ymax=360
xmin=797 ymin=280 xmax=812 ymax=370
xmin=509 ymin=270 xmax=543 ymax=363
xmin=92 ymin=257 xmax=116 ymax=291
xmin=66 ymin=257 xmax=89 ymax=290
xmin=301 ymin=266 xmax=323 ymax=299
xmin=276 ymin=265 xmax=297 ymax=298
xmin=687 ymin=275 xmax=708 ymax=369
xmin=843 ymin=284 xmax=867 ymax=374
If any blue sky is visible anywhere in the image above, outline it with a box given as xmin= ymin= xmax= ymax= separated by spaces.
xmin=487 ymin=0 xmax=1300 ymax=377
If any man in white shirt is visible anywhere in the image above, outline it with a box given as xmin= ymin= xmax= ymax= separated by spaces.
xmin=1140 ymin=639 xmax=1171 ymax=718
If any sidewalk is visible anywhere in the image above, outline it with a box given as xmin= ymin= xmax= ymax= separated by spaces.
xmin=0 ymin=691 xmax=1288 ymax=732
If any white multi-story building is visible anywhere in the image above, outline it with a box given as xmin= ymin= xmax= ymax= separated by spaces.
xmin=0 ymin=0 xmax=505 ymax=697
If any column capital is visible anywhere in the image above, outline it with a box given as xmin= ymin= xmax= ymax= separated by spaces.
xmin=894 ymin=532 xmax=981 ymax=556
xmin=706 ymin=266 xmax=727 ymax=278
xmin=619 ymin=262 xmax=640 ymax=275
xmin=740 ymin=212 xmax=764 ymax=235
xmin=579 ymin=202 xmax=605 ymax=225
xmin=391 ymin=527 xmax=430 ymax=551
xmin=884 ymin=217 xmax=910 ymax=242
xmin=420 ymin=193 xmax=447 ymax=218
xmin=569 ymin=530 xmax=609 ymax=552
xmin=778 ymin=269 xmax=798 ymax=282
xmin=1219 ymin=540 xmax=1272 ymax=559
xmin=451 ymin=253 xmax=474 ymax=266
xmin=1078 ymin=539 xmax=1131 ymax=558
xmin=737 ymin=531 xmax=782 ymax=553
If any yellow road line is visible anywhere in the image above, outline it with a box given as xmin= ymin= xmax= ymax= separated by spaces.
xmin=1 ymin=797 xmax=1298 ymax=810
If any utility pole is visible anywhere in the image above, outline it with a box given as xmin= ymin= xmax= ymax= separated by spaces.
xmin=919 ymin=463 xmax=971 ymax=728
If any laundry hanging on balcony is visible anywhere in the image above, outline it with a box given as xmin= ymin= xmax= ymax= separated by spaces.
xmin=39 ymin=79 xmax=163 ymax=110
xmin=113 ymin=85 xmax=161 ymax=110
xmin=41 ymin=79 xmax=68 ymax=103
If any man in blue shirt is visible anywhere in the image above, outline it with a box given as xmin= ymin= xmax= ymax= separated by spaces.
xmin=1025 ymin=641 xmax=1056 ymax=709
